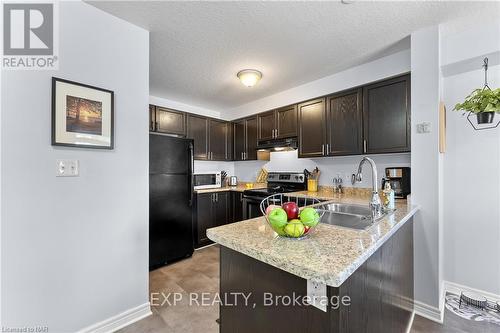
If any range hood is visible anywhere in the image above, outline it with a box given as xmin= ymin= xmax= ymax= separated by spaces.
xmin=257 ymin=137 xmax=298 ymax=152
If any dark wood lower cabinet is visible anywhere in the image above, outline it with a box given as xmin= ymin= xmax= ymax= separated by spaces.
xmin=231 ymin=191 xmax=244 ymax=223
xmin=195 ymin=191 xmax=233 ymax=248
xmin=219 ymin=218 xmax=414 ymax=333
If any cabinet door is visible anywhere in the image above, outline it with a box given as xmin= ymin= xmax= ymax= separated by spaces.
xmin=363 ymin=75 xmax=411 ymax=154
xmin=187 ymin=115 xmax=209 ymax=160
xmin=209 ymin=119 xmax=229 ymax=161
xmin=196 ymin=193 xmax=215 ymax=247
xmin=257 ymin=110 xmax=276 ymax=141
xmin=234 ymin=120 xmax=245 ymax=161
xmin=214 ymin=192 xmax=230 ymax=226
xmin=232 ymin=191 xmax=244 ymax=223
xmin=276 ymin=105 xmax=297 ymax=138
xmin=326 ymin=89 xmax=363 ymax=156
xmin=149 ymin=105 xmax=156 ymax=131
xmin=245 ymin=117 xmax=258 ymax=160
xmin=298 ymin=98 xmax=326 ymax=158
xmin=156 ymin=107 xmax=186 ymax=136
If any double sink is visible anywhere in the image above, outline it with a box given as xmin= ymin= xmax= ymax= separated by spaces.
xmin=315 ymin=203 xmax=388 ymax=230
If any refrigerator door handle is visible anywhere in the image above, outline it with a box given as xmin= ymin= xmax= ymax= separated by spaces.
xmin=188 ymin=143 xmax=194 ymax=207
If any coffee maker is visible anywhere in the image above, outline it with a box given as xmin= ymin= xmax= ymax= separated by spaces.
xmin=382 ymin=167 xmax=411 ymax=199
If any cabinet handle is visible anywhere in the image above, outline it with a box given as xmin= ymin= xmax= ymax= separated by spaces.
xmin=243 ymin=152 xmax=246 ymax=160
xmin=216 ymin=193 xmax=218 ymax=202
xmin=272 ymin=129 xmax=275 ymax=138
xmin=241 ymin=152 xmax=243 ymax=160
xmin=155 ymin=121 xmax=159 ymax=130
xmin=211 ymin=193 xmax=214 ymax=202
xmin=326 ymin=143 xmax=329 ymax=155
xmin=321 ymin=144 xmax=325 ymax=156
xmin=363 ymin=140 xmax=367 ymax=153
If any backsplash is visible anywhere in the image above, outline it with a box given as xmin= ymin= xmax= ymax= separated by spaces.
xmin=193 ymin=160 xmax=235 ymax=176
xmin=234 ymin=150 xmax=411 ymax=189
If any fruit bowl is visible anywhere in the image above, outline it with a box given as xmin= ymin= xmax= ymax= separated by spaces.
xmin=260 ymin=194 xmax=324 ymax=240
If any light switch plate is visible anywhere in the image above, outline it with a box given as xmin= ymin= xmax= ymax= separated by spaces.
xmin=416 ymin=122 xmax=431 ymax=134
xmin=56 ymin=159 xmax=79 ymax=177
xmin=307 ymin=279 xmax=327 ymax=312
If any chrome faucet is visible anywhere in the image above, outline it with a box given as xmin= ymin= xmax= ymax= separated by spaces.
xmin=354 ymin=157 xmax=383 ymax=219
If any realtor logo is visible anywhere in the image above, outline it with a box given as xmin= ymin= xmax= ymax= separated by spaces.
xmin=2 ymin=2 xmax=58 ymax=69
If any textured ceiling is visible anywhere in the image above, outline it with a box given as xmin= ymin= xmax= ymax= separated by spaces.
xmin=88 ymin=1 xmax=498 ymax=110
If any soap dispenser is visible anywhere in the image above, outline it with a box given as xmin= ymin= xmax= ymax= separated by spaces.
xmin=383 ymin=180 xmax=395 ymax=210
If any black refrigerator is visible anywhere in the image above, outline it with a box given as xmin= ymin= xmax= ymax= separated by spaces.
xmin=149 ymin=134 xmax=194 ymax=270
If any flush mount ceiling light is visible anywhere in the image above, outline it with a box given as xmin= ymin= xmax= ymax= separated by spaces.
xmin=237 ymin=69 xmax=262 ymax=87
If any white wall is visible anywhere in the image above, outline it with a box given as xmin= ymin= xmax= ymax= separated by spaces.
xmin=235 ymin=150 xmax=410 ymax=188
xmin=1 ymin=2 xmax=149 ymax=332
xmin=441 ymin=18 xmax=500 ymax=297
xmin=224 ymin=49 xmax=411 ymax=119
xmin=150 ymin=95 xmax=221 ymax=119
xmin=410 ymin=26 xmax=443 ymax=311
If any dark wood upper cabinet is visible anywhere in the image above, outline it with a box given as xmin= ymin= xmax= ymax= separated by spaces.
xmin=363 ymin=74 xmax=411 ymax=154
xmin=298 ymin=98 xmax=326 ymax=158
xmin=150 ymin=74 xmax=410 ymax=161
xmin=155 ymin=107 xmax=186 ymax=136
xmin=149 ymin=105 xmax=156 ymax=131
xmin=187 ymin=114 xmax=209 ymax=160
xmin=209 ymin=119 xmax=230 ymax=161
xmin=276 ymin=105 xmax=297 ymax=138
xmin=257 ymin=106 xmax=297 ymax=141
xmin=246 ymin=117 xmax=258 ymax=160
xmin=326 ymin=89 xmax=363 ymax=156
xmin=233 ymin=117 xmax=258 ymax=161
xmin=234 ymin=120 xmax=246 ymax=161
xmin=257 ymin=111 xmax=276 ymax=141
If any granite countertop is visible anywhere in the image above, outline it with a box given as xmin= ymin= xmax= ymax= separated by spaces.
xmin=194 ymin=182 xmax=267 ymax=194
xmin=207 ymin=192 xmax=419 ymax=287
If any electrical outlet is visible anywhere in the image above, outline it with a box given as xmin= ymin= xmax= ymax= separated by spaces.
xmin=307 ymin=279 xmax=327 ymax=312
xmin=56 ymin=159 xmax=79 ymax=177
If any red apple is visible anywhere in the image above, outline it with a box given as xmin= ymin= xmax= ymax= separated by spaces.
xmin=282 ymin=202 xmax=299 ymax=220
xmin=304 ymin=226 xmax=311 ymax=234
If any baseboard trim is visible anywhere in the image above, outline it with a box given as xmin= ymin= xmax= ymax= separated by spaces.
xmin=414 ymin=300 xmax=444 ymax=324
xmin=405 ymin=311 xmax=415 ymax=333
xmin=443 ymin=280 xmax=500 ymax=303
xmin=78 ymin=302 xmax=152 ymax=333
xmin=195 ymin=243 xmax=217 ymax=251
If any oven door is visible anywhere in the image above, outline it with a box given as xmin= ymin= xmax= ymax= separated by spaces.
xmin=242 ymin=195 xmax=265 ymax=220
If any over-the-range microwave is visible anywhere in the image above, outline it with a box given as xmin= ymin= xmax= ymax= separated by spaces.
xmin=193 ymin=172 xmax=221 ymax=190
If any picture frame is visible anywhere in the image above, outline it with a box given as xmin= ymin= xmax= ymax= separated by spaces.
xmin=52 ymin=77 xmax=114 ymax=149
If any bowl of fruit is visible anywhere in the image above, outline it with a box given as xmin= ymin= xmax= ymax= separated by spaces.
xmin=260 ymin=194 xmax=324 ymax=239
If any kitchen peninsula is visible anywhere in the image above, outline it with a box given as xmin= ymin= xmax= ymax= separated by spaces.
xmin=207 ymin=194 xmax=419 ymax=333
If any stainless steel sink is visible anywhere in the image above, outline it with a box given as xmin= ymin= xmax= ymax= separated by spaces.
xmin=316 ymin=203 xmax=387 ymax=230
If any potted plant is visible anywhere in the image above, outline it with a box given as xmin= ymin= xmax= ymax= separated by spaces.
xmin=453 ymin=88 xmax=500 ymax=124
xmin=454 ymin=58 xmax=500 ymax=124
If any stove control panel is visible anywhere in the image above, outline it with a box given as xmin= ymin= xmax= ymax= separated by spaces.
xmin=267 ymin=172 xmax=305 ymax=184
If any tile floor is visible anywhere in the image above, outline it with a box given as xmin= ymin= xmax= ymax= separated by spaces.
xmin=118 ymin=245 xmax=499 ymax=333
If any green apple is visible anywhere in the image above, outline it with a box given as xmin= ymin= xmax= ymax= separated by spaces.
xmin=299 ymin=207 xmax=320 ymax=227
xmin=284 ymin=220 xmax=305 ymax=238
xmin=268 ymin=208 xmax=288 ymax=235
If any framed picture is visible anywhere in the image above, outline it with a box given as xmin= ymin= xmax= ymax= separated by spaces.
xmin=52 ymin=77 xmax=114 ymax=149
